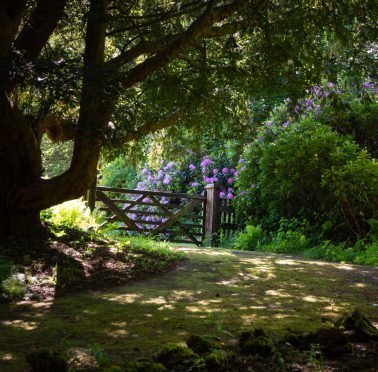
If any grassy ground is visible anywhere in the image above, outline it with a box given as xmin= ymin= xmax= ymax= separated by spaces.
xmin=0 ymin=246 xmax=377 ymax=370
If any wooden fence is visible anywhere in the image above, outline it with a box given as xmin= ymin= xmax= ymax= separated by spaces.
xmin=92 ymin=184 xmax=242 ymax=246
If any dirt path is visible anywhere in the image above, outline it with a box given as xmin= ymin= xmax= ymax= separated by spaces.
xmin=1 ymin=246 xmax=377 ymax=370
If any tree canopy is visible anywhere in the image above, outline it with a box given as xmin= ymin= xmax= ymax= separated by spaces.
xmin=0 ymin=0 xmax=376 ymax=238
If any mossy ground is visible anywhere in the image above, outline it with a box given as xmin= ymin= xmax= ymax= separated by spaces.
xmin=0 ymin=246 xmax=377 ymax=370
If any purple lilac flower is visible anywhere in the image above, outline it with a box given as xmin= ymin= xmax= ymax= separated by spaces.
xmin=130 ymin=213 xmax=137 ymax=220
xmin=226 ymin=192 xmax=234 ymax=199
xmin=230 ymin=168 xmax=236 ymax=174
xmin=190 ymin=182 xmax=199 ymax=187
xmin=142 ymin=197 xmax=150 ymax=203
xmin=305 ymin=99 xmax=313 ymax=111
xmin=213 ymin=168 xmax=218 ymax=175
xmin=189 ymin=164 xmax=196 ymax=171
xmin=240 ymin=167 xmax=246 ymax=172
xmin=363 ymin=82 xmax=375 ymax=89
xmin=282 ymin=120 xmax=290 ymax=128
xmin=205 ymin=177 xmax=212 ymax=183
xmin=142 ymin=168 xmax=149 ymax=175
xmin=227 ymin=178 xmax=233 ymax=184
xmin=238 ymin=158 xmax=246 ymax=164
xmin=212 ymin=177 xmax=219 ymax=182
xmin=220 ymin=191 xmax=226 ymax=198
xmin=234 ymin=171 xmax=239 ymax=177
xmin=239 ymin=191 xmax=247 ymax=196
xmin=327 ymin=82 xmax=335 ymax=87
xmin=200 ymin=157 xmax=213 ymax=167
xmin=222 ymin=167 xmax=229 ymax=174
xmin=163 ymin=178 xmax=171 ymax=185
xmin=147 ymin=175 xmax=154 ymax=182
xmin=227 ymin=187 xmax=234 ymax=192
xmin=266 ymin=121 xmax=273 ymax=128
xmin=166 ymin=161 xmax=175 ymax=168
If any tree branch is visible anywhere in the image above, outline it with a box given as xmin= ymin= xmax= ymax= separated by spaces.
xmin=14 ymin=0 xmax=68 ymax=61
xmin=120 ymin=0 xmax=261 ymax=89
xmin=106 ymin=0 xmax=265 ymax=70
xmin=0 ymin=0 xmax=27 ymax=58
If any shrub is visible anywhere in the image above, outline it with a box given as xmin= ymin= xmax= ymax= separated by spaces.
xmin=322 ymin=152 xmax=378 ymax=239
xmin=43 ymin=199 xmax=95 ymax=229
xmin=237 ymin=118 xmax=377 ymax=241
xmin=233 ymin=225 xmax=264 ymax=251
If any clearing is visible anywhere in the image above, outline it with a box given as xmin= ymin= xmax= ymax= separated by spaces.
xmin=0 ymin=246 xmax=377 ymax=370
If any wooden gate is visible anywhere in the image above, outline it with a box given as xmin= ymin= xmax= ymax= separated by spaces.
xmin=96 ymin=186 xmax=206 ymax=245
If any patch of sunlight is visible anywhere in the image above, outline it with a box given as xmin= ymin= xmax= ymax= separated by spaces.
xmin=1 ymin=320 xmax=39 ymax=330
xmin=275 ymin=259 xmax=299 ymax=266
xmin=170 ymin=290 xmax=199 ymax=301
xmin=248 ymin=305 xmax=268 ymax=310
xmin=265 ymin=289 xmax=292 ymax=298
xmin=176 ymin=247 xmax=234 ymax=257
xmin=107 ymin=329 xmax=129 ymax=337
xmin=186 ymin=306 xmax=205 ymax=312
xmin=337 ymin=264 xmax=355 ymax=271
xmin=196 ymin=299 xmax=223 ymax=305
xmin=217 ymin=279 xmax=240 ymax=286
xmin=352 ymin=283 xmax=367 ymax=288
xmin=302 ymin=295 xmax=321 ymax=303
xmin=106 ymin=293 xmax=142 ymax=304
xmin=111 ymin=321 xmax=128 ymax=327
xmin=141 ymin=296 xmax=167 ymax=305
xmin=273 ymin=314 xmax=291 ymax=319
xmin=0 ymin=353 xmax=15 ymax=361
xmin=324 ymin=304 xmax=343 ymax=312
xmin=28 ymin=301 xmax=53 ymax=309
xmin=158 ymin=304 xmax=175 ymax=310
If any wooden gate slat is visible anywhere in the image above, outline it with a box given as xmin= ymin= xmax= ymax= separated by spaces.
xmin=149 ymin=195 xmax=202 ymax=245
xmin=97 ymin=191 xmax=142 ymax=232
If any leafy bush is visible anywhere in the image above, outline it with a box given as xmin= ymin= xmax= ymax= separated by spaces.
xmin=322 ymin=152 xmax=378 ymax=239
xmin=1 ymin=272 xmax=27 ymax=300
xmin=233 ymin=225 xmax=264 ymax=250
xmin=100 ymin=157 xmax=139 ymax=189
xmin=43 ymin=199 xmax=96 ymax=229
xmin=236 ymin=96 xmax=377 ymax=241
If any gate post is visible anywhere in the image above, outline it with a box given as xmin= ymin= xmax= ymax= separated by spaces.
xmin=204 ymin=184 xmax=221 ymax=246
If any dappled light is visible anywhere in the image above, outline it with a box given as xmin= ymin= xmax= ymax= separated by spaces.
xmin=0 ymin=246 xmax=377 ymax=370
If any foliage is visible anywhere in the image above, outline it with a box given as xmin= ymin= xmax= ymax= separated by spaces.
xmin=233 ymin=225 xmax=264 ymax=251
xmin=100 ymin=156 xmax=139 ymax=189
xmin=42 ymin=199 xmax=96 ymax=229
xmin=231 ymin=222 xmax=378 ymax=266
xmin=322 ymin=152 xmax=378 ymax=239
xmin=236 ymin=82 xmax=377 ymax=241
xmin=1 ymin=271 xmax=27 ymax=300
xmin=41 ymin=137 xmax=73 ymax=178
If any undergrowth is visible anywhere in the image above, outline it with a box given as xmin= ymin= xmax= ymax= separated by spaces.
xmin=231 ymin=220 xmax=378 ymax=266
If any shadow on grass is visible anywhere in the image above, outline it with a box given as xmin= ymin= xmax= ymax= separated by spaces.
xmin=0 ymin=246 xmax=377 ymax=370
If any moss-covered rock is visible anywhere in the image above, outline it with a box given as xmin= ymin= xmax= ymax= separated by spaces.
xmin=27 ymin=349 xmax=68 ymax=372
xmin=204 ymin=349 xmax=228 ymax=369
xmin=186 ymin=335 xmax=221 ymax=354
xmin=155 ymin=343 xmax=202 ymax=370
xmin=341 ymin=309 xmax=378 ymax=341
xmin=239 ymin=329 xmax=275 ymax=357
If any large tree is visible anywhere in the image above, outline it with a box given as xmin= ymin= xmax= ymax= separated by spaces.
xmin=0 ymin=0 xmax=375 ymax=239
